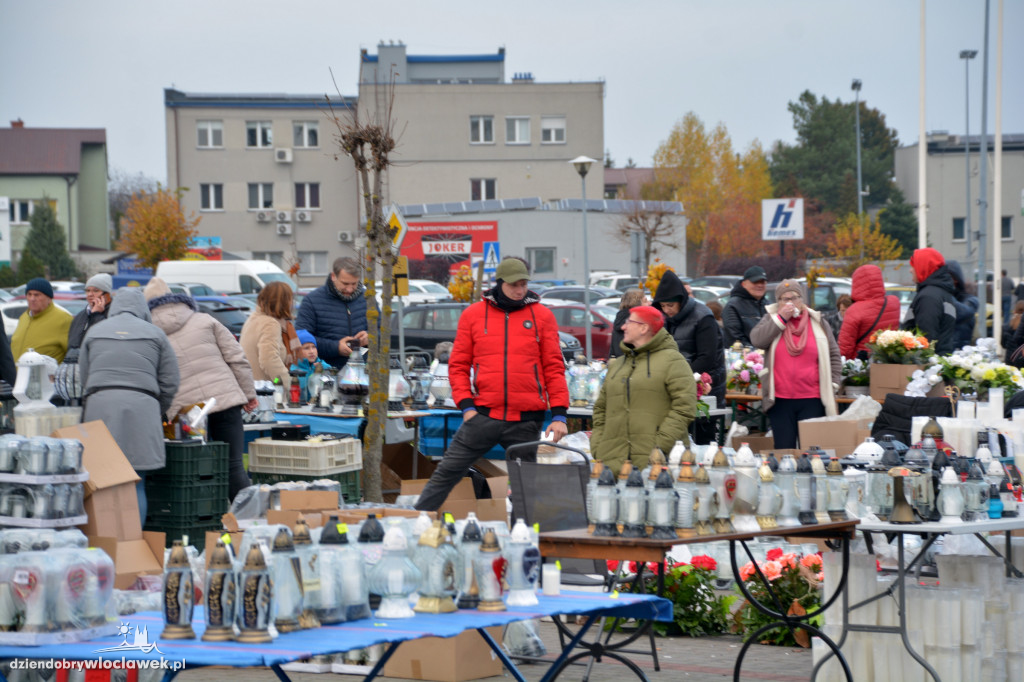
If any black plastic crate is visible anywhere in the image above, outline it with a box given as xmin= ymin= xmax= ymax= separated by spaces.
xmin=144 ymin=478 xmax=229 ymax=521
xmin=144 ymin=517 xmax=223 ymax=548
xmin=150 ymin=441 xmax=229 ymax=485
xmin=250 ymin=469 xmax=361 ymax=505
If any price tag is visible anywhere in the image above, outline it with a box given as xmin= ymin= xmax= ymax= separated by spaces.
xmin=337 ymin=523 xmax=349 ymax=534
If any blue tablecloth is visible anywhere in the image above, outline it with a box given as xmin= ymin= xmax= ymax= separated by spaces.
xmin=272 ymin=412 xmax=362 ymax=437
xmin=0 ymin=591 xmax=670 ymax=671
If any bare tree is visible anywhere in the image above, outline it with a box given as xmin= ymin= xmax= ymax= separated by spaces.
xmin=108 ymin=168 xmax=159 ymax=243
xmin=327 ymin=73 xmax=398 ymax=503
xmin=612 ymin=203 xmax=683 ymax=274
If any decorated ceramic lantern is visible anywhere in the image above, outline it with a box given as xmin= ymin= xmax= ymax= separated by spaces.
xmin=412 ymin=521 xmax=459 ymax=614
xmin=270 ymin=527 xmax=304 ymax=633
xmin=709 ymin=449 xmax=736 ymax=533
xmin=161 ymin=540 xmax=196 ymax=640
xmin=367 ymin=526 xmax=421 ymax=619
xmin=503 ymin=519 xmax=541 ymax=606
xmin=473 ymin=528 xmax=506 ymax=611
xmin=756 ymin=460 xmax=782 ymax=530
xmin=693 ymin=464 xmax=717 ymax=536
xmin=457 ymin=513 xmax=483 ymax=609
xmin=937 ymin=466 xmax=966 ymax=524
xmin=203 ymin=540 xmax=238 ymax=642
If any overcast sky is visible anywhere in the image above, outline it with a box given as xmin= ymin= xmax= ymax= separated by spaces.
xmin=2 ymin=0 xmax=1020 ymax=184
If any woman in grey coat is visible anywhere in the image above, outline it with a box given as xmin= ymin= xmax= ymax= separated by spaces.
xmin=80 ymin=288 xmax=180 ymax=526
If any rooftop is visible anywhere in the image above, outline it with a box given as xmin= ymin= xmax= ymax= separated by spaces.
xmin=0 ymin=124 xmax=106 ymax=175
xmin=164 ymin=88 xmax=356 ymax=109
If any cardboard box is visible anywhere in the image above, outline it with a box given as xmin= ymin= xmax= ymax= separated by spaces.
xmin=869 ymin=363 xmax=943 ymax=402
xmin=383 ymin=626 xmax=503 ymax=682
xmin=266 ymin=509 xmax=325 ymax=528
xmin=321 ymin=506 xmax=436 ymax=526
xmin=89 ymin=532 xmax=165 ymax=589
xmin=798 ymin=418 xmax=872 ymax=457
xmin=80 ymin=481 xmax=142 ymax=541
xmin=54 ymin=421 xmax=140 ymax=498
xmin=205 ymin=529 xmax=246 ymax=567
xmin=740 ymin=434 xmax=776 ymax=455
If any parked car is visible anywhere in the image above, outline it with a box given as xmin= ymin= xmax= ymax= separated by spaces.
xmin=7 ymin=281 xmax=85 ymax=297
xmin=155 ymin=259 xmax=294 ymax=293
xmin=592 ymin=274 xmax=642 ymax=292
xmin=531 ymin=279 xmax=578 ymax=288
xmin=170 ymin=282 xmax=218 ymax=297
xmin=886 ymin=286 xmax=916 ymax=323
xmin=1 ymin=298 xmax=84 ymax=337
xmin=539 ymin=286 xmax=621 ymax=305
xmin=690 ymin=286 xmax=730 ymax=307
xmin=192 ymin=296 xmax=249 ymax=338
xmin=688 ymin=275 xmax=741 ymax=289
xmin=374 ymin=279 xmax=453 ymax=304
xmin=763 ymin=282 xmax=839 ymax=312
xmin=389 ymin=302 xmax=581 ymax=362
xmin=545 ymin=303 xmax=618 ymax=360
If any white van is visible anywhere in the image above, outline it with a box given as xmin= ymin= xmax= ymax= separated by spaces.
xmin=155 ymin=260 xmax=296 ymax=293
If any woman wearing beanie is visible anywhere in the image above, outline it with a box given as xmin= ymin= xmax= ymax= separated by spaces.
xmin=750 ymin=280 xmax=842 ymax=449
xmin=145 ymin=277 xmax=258 ymax=500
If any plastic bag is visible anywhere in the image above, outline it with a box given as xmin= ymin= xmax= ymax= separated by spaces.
xmin=503 ymin=618 xmax=546 ymax=658
xmin=841 ymin=394 xmax=883 ymax=421
xmin=229 ymin=484 xmax=272 ymax=519
xmin=725 ymin=421 xmax=749 ymax=450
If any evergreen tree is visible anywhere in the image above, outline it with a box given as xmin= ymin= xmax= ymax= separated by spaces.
xmin=877 ymin=187 xmax=919 ymax=258
xmin=17 ymin=252 xmax=46 ymax=284
xmin=22 ymin=200 xmax=79 ymax=279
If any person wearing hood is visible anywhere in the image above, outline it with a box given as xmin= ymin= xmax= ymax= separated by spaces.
xmin=239 ymin=281 xmax=300 ymax=386
xmin=838 ymin=264 xmax=901 ymax=360
xmin=652 ymin=270 xmax=725 ymax=436
xmin=750 ymin=280 xmax=841 ymax=449
xmin=722 ymin=266 xmax=768 ymax=347
xmin=413 ymin=257 xmax=569 ymax=512
xmin=145 ymin=277 xmax=257 ymax=501
xmin=79 ymin=288 xmax=180 ymax=526
xmin=945 ymin=260 xmax=980 ymax=350
xmin=903 ymin=248 xmax=957 ymax=354
xmin=592 ymin=305 xmax=697 ymax=472
xmin=295 ymin=256 xmax=370 ymax=368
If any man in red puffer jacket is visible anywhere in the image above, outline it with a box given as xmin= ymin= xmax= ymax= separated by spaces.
xmin=414 ymin=257 xmax=570 ymax=512
xmin=839 ymin=264 xmax=901 ymax=360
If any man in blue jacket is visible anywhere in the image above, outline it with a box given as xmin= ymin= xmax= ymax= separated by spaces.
xmin=296 ymin=257 xmax=369 ymax=368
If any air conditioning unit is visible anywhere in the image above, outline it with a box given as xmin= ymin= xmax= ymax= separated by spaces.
xmin=337 ymin=230 xmax=353 ymax=243
xmin=276 ymin=210 xmax=292 ymax=223
xmin=256 ymin=211 xmax=274 ymax=223
xmin=275 ymin=148 xmax=293 ymax=163
xmin=296 ymin=210 xmax=312 ymax=223
xmin=276 ymin=223 xmax=293 ymax=236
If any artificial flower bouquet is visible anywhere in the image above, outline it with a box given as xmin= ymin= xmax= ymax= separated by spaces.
xmin=865 ymin=329 xmax=934 ymax=365
xmin=933 ymin=352 xmax=1024 ymax=400
xmin=726 ymin=349 xmax=764 ymax=393
xmin=734 ymin=549 xmax=823 ymax=647
xmin=840 ymin=357 xmax=869 ymax=386
xmin=694 ymin=371 xmax=713 ymax=417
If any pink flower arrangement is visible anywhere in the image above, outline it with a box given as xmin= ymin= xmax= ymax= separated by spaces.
xmin=727 ymin=349 xmax=764 ymax=392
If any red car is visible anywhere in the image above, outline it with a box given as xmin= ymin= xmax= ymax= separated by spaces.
xmin=545 ymin=303 xmax=618 ymax=360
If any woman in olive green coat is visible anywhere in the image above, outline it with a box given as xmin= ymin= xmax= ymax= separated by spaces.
xmin=592 ymin=306 xmax=697 ymax=473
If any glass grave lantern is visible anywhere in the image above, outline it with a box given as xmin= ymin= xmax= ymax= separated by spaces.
xmin=709 ymin=449 xmax=736 ymax=534
xmin=311 ymin=367 xmax=336 ymax=411
xmin=428 ymin=353 xmax=452 ymax=406
xmin=825 ymin=458 xmax=849 ymax=521
xmin=503 ymin=519 xmax=541 ymax=606
xmin=809 ymin=450 xmax=830 ymax=523
xmin=644 ymin=448 xmax=667 ymax=491
xmin=755 ymin=459 xmax=782 ymax=530
xmin=775 ymin=453 xmax=801 ymax=527
xmin=567 ymin=355 xmax=592 ymax=407
xmin=387 ymin=358 xmax=412 ymax=411
xmin=270 ymin=527 xmax=304 ymax=633
xmin=291 ymin=518 xmax=320 ymax=629
xmin=161 ymin=540 xmax=196 ymax=640
xmin=674 ymin=461 xmax=697 ymax=538
xmin=795 ymin=454 xmax=817 ymax=525
xmin=616 ymin=460 xmax=633 ymax=494
xmin=647 ymin=468 xmax=679 ymax=539
xmin=585 ymin=461 xmax=604 ymax=521
xmin=367 ymin=526 xmax=422 ymax=619
xmin=0 ymin=434 xmax=25 ymax=473
xmin=866 ymin=459 xmax=894 ymax=520
xmin=852 ymin=436 xmax=885 ymax=464
xmin=0 ymin=380 xmax=17 ymax=434
xmin=13 ymin=349 xmax=58 ymax=409
xmin=731 ymin=442 xmax=760 ymax=532
xmin=413 ymin=520 xmax=460 ymax=613
xmin=456 ymin=513 xmax=483 ymax=609
xmin=358 ymin=514 xmax=386 ymax=609
xmin=337 ymin=350 xmax=370 ymax=415
xmin=937 ymin=466 xmax=966 ymax=524
xmin=844 ymin=466 xmax=868 ymax=519
xmin=618 ymin=467 xmax=649 ymax=538
xmin=318 ymin=517 xmax=371 ymax=623
xmin=693 ymin=464 xmax=717 ymax=536
xmin=589 ymin=466 xmax=620 ymax=536
xmin=963 ymin=458 xmax=991 ymax=521
xmin=236 ymin=542 xmax=274 ymax=643
xmin=202 ymin=540 xmax=238 ymax=642
xmin=473 ymin=528 xmax=506 ymax=611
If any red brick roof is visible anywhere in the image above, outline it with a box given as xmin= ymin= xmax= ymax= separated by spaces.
xmin=603 ymin=167 xmax=655 ymax=199
xmin=0 ymin=127 xmax=106 ymax=175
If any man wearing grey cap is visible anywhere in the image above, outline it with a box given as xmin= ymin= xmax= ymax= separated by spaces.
xmin=722 ymin=266 xmax=769 ymax=347
xmin=66 ymin=274 xmax=114 ymax=358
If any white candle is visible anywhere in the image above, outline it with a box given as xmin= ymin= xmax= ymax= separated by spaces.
xmin=541 ymin=564 xmax=560 ymax=596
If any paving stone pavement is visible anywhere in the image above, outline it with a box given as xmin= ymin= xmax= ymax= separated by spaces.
xmin=171 ymin=619 xmax=814 ymax=682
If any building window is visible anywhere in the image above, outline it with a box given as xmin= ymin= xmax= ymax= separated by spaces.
xmin=246 ymin=121 xmax=273 ymax=148
xmin=8 ymin=200 xmax=33 ymax=224
xmin=470 ymin=116 xmax=493 ymax=144
xmin=199 ymin=184 xmax=223 ymax=211
xmin=252 ymin=251 xmax=284 ymax=268
xmin=1003 ymin=216 xmax=1013 ymax=241
xmin=541 ymin=116 xmax=566 ymax=144
xmin=196 ymin=120 xmax=223 ymax=148
xmin=293 ymin=121 xmax=319 ymax=148
xmin=471 ymin=179 xmax=496 ymax=201
xmin=295 ymin=183 xmax=320 ymax=209
xmin=248 ymin=183 xmax=274 ymax=209
xmin=527 ymin=247 xmax=555 ymax=275
xmin=298 ymin=251 xmax=328 ymax=276
xmin=952 ymin=217 xmax=966 ymax=242
xmin=505 ymin=117 xmax=530 ymax=145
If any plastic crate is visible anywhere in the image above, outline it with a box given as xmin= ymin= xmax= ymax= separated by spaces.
xmin=150 ymin=441 xmax=229 ymax=485
xmin=143 ymin=478 xmax=229 ymax=521
xmin=144 ymin=517 xmax=223 ymax=548
xmin=250 ymin=469 xmax=361 ymax=506
xmin=247 ymin=437 xmax=362 ymax=476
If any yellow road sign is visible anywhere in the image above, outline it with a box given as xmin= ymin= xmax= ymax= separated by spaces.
xmin=385 ymin=204 xmax=409 ymax=249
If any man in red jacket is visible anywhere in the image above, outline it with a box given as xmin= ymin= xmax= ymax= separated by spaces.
xmin=414 ymin=257 xmax=570 ymax=512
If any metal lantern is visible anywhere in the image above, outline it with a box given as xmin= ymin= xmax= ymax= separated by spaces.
xmin=618 ymin=467 xmax=649 ymax=538
xmin=756 ymin=460 xmax=782 ymax=530
xmin=236 ymin=542 xmax=274 ymax=643
xmin=937 ymin=467 xmax=966 ymax=524
xmin=888 ymin=467 xmax=920 ymax=524
xmin=647 ymin=468 xmax=679 ymax=539
xmin=503 ymin=519 xmax=541 ymax=606
xmin=270 ymin=527 xmax=304 ymax=633
xmin=674 ymin=462 xmax=697 ymax=538
xmin=709 ymin=449 xmax=736 ymax=534
xmin=776 ymin=453 xmax=801 ymax=527
xmin=590 ymin=466 xmax=620 ymax=537
xmin=457 ymin=513 xmax=483 ymax=609
xmin=202 ymin=540 xmax=237 ymax=642
xmin=367 ymin=526 xmax=421 ymax=619
xmin=693 ymin=464 xmax=717 ymax=536
xmin=473 ymin=529 xmax=506 ymax=611
xmin=161 ymin=540 xmax=196 ymax=640
xmin=795 ymin=454 xmax=816 ymax=525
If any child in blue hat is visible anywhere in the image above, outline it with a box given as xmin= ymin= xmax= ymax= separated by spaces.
xmin=291 ymin=329 xmax=331 ymax=402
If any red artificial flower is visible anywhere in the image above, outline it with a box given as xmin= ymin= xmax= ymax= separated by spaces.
xmin=690 ymin=554 xmax=717 ymax=572
xmin=766 ymin=548 xmax=783 ymax=561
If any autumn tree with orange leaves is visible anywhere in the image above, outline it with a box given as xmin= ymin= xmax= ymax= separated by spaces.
xmin=826 ymin=213 xmax=903 ymax=275
xmin=116 ymin=186 xmax=201 ymax=270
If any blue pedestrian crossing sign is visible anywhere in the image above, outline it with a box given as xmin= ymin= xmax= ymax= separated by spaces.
xmin=482 ymin=241 xmax=501 ymax=273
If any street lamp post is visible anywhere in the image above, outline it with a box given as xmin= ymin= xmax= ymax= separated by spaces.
xmin=570 ymin=155 xmax=598 ymax=363
xmin=960 ymin=50 xmax=977 ymax=265
xmin=852 ymin=79 xmax=864 ymax=260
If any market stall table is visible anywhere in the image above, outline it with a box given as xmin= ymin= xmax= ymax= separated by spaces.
xmin=816 ymin=516 xmax=1024 ymax=682
xmin=726 ymin=392 xmax=855 ymax=434
xmin=0 ymin=591 xmax=671 ymax=682
xmin=539 ymin=518 xmax=860 ymax=681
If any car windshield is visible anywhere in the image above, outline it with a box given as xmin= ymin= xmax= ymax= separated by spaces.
xmin=418 ymin=282 xmax=449 ymax=294
xmin=258 ymin=272 xmax=297 ymax=290
xmin=58 ymin=300 xmax=88 ymax=315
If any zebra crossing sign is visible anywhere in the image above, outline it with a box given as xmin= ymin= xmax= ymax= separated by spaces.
xmin=482 ymin=241 xmax=500 ymax=273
